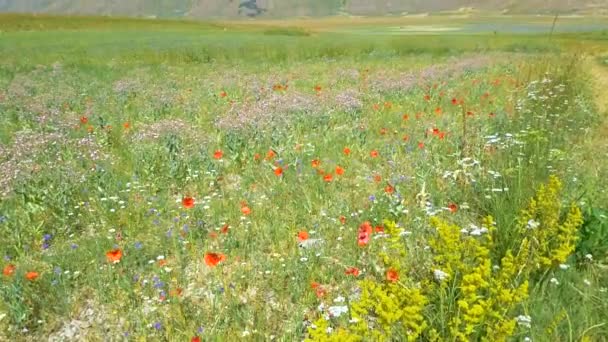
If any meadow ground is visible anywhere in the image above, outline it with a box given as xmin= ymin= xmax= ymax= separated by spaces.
xmin=0 ymin=14 xmax=607 ymax=341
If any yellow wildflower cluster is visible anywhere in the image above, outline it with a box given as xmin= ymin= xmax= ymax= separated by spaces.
xmin=308 ymin=177 xmax=583 ymax=342
xmin=428 ymin=216 xmax=528 ymax=341
xmin=517 ymin=175 xmax=583 ymax=271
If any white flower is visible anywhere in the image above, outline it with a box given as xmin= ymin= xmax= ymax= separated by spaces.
xmin=433 ymin=269 xmax=449 ymax=282
xmin=550 ymin=278 xmax=559 ymax=285
xmin=559 ymin=264 xmax=570 ymax=270
xmin=328 ymin=306 xmax=348 ymax=317
xmin=334 ymin=296 xmax=345 ymax=303
xmin=516 ymin=315 xmax=532 ymax=328
xmin=584 ymin=254 xmax=593 ymax=261
xmin=526 ymin=219 xmax=540 ymax=230
xmin=583 ymin=279 xmax=591 ymax=286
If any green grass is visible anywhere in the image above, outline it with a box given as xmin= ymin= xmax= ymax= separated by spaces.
xmin=0 ymin=14 xmax=607 ymax=341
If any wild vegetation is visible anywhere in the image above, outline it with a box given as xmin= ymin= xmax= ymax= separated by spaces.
xmin=0 ymin=14 xmax=607 ymax=341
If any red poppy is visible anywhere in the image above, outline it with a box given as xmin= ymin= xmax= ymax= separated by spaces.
xmin=323 ymin=173 xmax=333 ymax=182
xmin=266 ymin=150 xmax=276 ymax=160
xmin=467 ymin=111 xmax=474 ymax=116
xmin=386 ymin=269 xmax=399 ymax=283
xmin=373 ymin=174 xmax=382 ymax=183
xmin=297 ymin=231 xmax=309 ymax=242
xmin=219 ymin=91 xmax=227 ymax=98
xmin=3 ymin=264 xmax=16 ymax=277
xmin=213 ymin=150 xmax=223 ymax=160
xmin=123 ymin=122 xmax=130 ymax=129
xmin=25 ymin=271 xmax=39 ymax=281
xmin=343 ymin=147 xmax=351 ymax=155
xmin=86 ymin=125 xmax=94 ymax=133
xmin=170 ymin=288 xmax=183 ymax=297
xmin=384 ymin=101 xmax=392 ymax=109
xmin=403 ymin=135 xmax=409 ymax=141
xmin=448 ymin=203 xmax=458 ymax=213
xmin=274 ymin=167 xmax=283 ymax=176
xmin=80 ymin=116 xmax=88 ymax=124
xmin=358 ymin=221 xmax=373 ymax=246
xmin=314 ymin=85 xmax=322 ymax=92
xmin=380 ymin=128 xmax=387 ymax=135
xmin=311 ymin=159 xmax=320 ymax=168
xmin=402 ymin=114 xmax=409 ymax=120
xmin=106 ymin=249 xmax=123 ymax=263
xmin=373 ymin=103 xmax=380 ymax=111
xmin=311 ymin=281 xmax=321 ymax=289
xmin=370 ymin=150 xmax=379 ymax=158
xmin=192 ymin=337 xmax=201 ymax=342
xmin=182 ymin=197 xmax=195 ymax=209
xmin=345 ymin=267 xmax=360 ymax=277
xmin=418 ymin=142 xmax=425 ymax=149
xmin=375 ymin=225 xmax=384 ymax=233
xmin=204 ymin=252 xmax=226 ymax=267
xmin=241 ymin=205 xmax=251 ymax=216
xmin=158 ymin=259 xmax=168 ymax=267
xmin=339 ymin=215 xmax=346 ymax=225
xmin=385 ymin=184 xmax=394 ymax=194
xmin=335 ymin=166 xmax=345 ymax=176
xmin=424 ymin=94 xmax=431 ymax=101
xmin=221 ymin=224 xmax=229 ymax=234
xmin=435 ymin=107 xmax=442 ymax=115
xmin=451 ymin=98 xmax=459 ymax=105
xmin=208 ymin=232 xmax=218 ymax=239
xmin=438 ymin=132 xmax=446 ymax=140
xmin=315 ymin=287 xmax=327 ymax=298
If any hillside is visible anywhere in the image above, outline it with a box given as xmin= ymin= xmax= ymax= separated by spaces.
xmin=0 ymin=0 xmax=607 ymax=18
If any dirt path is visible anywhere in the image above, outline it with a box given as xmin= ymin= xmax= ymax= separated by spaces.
xmin=577 ymin=55 xmax=608 ymax=204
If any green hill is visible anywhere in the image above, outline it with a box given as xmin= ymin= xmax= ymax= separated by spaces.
xmin=0 ymin=0 xmax=607 ymax=18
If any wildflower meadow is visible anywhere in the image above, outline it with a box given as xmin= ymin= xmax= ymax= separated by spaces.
xmin=0 ymin=13 xmax=607 ymax=341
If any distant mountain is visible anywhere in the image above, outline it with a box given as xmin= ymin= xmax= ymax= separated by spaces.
xmin=0 ymin=0 xmax=606 ymax=18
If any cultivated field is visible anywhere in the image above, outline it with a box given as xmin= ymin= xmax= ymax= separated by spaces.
xmin=0 ymin=14 xmax=607 ymax=341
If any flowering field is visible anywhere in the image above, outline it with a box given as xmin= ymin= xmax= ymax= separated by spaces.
xmin=0 ymin=15 xmax=607 ymax=341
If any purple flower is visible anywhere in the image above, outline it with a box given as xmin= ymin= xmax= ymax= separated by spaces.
xmin=369 ymin=195 xmax=376 ymax=202
xmin=70 ymin=243 xmax=79 ymax=250
xmin=134 ymin=242 xmax=143 ymax=249
xmin=153 ymin=322 xmax=162 ymax=330
xmin=42 ymin=243 xmax=50 ymax=250
xmin=54 ymin=266 xmax=62 ymax=275
xmin=43 ymin=234 xmax=52 ymax=242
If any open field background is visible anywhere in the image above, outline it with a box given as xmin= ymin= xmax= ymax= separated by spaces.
xmin=0 ymin=13 xmax=607 ymax=341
